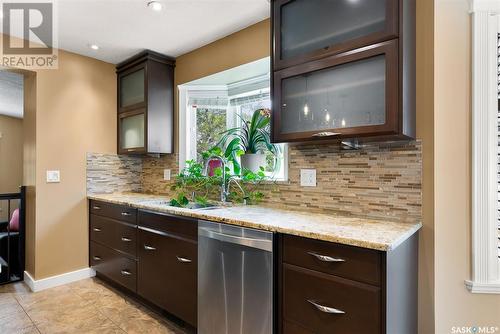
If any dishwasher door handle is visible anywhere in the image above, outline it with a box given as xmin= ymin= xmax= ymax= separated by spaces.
xmin=198 ymin=227 xmax=273 ymax=252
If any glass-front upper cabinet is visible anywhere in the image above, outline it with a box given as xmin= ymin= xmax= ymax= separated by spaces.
xmin=273 ymin=0 xmax=398 ymax=69
xmin=119 ymin=111 xmax=146 ymax=153
xmin=119 ymin=65 xmax=146 ymax=111
xmin=272 ymin=40 xmax=399 ymax=143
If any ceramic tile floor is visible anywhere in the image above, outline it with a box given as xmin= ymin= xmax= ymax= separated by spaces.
xmin=0 ymin=278 xmax=188 ymax=334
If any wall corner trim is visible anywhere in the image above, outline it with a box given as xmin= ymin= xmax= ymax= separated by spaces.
xmin=24 ymin=268 xmax=96 ymax=292
xmin=470 ymin=10 xmax=500 ymax=290
xmin=465 ymin=280 xmax=500 ymax=294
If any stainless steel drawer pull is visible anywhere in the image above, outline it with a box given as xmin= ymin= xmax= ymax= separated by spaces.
xmin=176 ymin=256 xmax=192 ymax=263
xmin=92 ymin=206 xmax=101 ymax=210
xmin=93 ymin=228 xmax=102 ymax=232
xmin=144 ymin=245 xmax=156 ymax=251
xmin=121 ymin=212 xmax=131 ymax=216
xmin=308 ymin=251 xmax=345 ymax=263
xmin=311 ymin=132 xmax=341 ymax=138
xmin=120 ymin=270 xmax=132 ymax=276
xmin=307 ymin=300 xmax=345 ymax=314
xmin=121 ymin=237 xmax=132 ymax=242
xmin=93 ymin=256 xmax=101 ymax=261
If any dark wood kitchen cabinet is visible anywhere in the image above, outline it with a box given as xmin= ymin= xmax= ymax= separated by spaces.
xmin=278 ymin=234 xmax=418 ymax=334
xmin=89 ymin=200 xmax=138 ymax=292
xmin=137 ymin=210 xmax=198 ymax=327
xmin=88 ymin=201 xmax=198 ymax=328
xmin=116 ymin=50 xmax=175 ymax=155
xmin=271 ymin=0 xmax=416 ymax=143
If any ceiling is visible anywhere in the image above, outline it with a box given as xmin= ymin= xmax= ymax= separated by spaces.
xmin=30 ymin=0 xmax=270 ymax=64
xmin=0 ymin=71 xmax=23 ymax=119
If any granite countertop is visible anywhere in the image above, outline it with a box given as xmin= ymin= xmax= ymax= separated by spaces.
xmin=87 ymin=192 xmax=422 ymax=252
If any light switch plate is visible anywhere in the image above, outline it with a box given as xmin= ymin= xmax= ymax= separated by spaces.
xmin=163 ymin=169 xmax=171 ymax=181
xmin=300 ymin=169 xmax=317 ymax=187
xmin=46 ymin=170 xmax=60 ymax=183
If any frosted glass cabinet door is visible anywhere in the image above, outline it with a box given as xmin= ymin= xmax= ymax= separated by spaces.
xmin=273 ymin=40 xmax=399 ymax=142
xmin=274 ymin=0 xmax=398 ymax=68
xmin=120 ymin=113 xmax=145 ymax=151
xmin=120 ymin=68 xmax=145 ymax=109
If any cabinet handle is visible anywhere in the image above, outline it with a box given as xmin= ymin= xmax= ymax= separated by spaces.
xmin=121 ymin=212 xmax=131 ymax=216
xmin=121 ymin=237 xmax=132 ymax=242
xmin=176 ymin=256 xmax=192 ymax=263
xmin=120 ymin=270 xmax=132 ymax=276
xmin=311 ymin=132 xmax=341 ymax=138
xmin=307 ymin=251 xmax=345 ymax=263
xmin=307 ymin=300 xmax=345 ymax=314
xmin=93 ymin=227 xmax=102 ymax=232
xmin=92 ymin=206 xmax=101 ymax=210
xmin=93 ymin=256 xmax=101 ymax=261
xmin=144 ymin=245 xmax=156 ymax=251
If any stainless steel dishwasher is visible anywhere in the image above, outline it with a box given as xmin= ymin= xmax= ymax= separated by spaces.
xmin=198 ymin=220 xmax=274 ymax=334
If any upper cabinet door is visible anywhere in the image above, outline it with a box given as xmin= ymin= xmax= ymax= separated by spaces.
xmin=119 ymin=65 xmax=146 ymax=111
xmin=272 ymin=40 xmax=399 ymax=143
xmin=273 ymin=0 xmax=398 ymax=70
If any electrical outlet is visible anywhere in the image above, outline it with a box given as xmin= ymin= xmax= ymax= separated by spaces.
xmin=163 ymin=169 xmax=171 ymax=181
xmin=300 ymin=169 xmax=316 ymax=187
xmin=46 ymin=170 xmax=60 ymax=183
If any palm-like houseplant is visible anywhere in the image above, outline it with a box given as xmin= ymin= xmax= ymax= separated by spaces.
xmin=215 ymin=108 xmax=278 ymax=174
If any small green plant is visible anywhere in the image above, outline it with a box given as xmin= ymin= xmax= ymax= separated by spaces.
xmin=170 ymin=153 xmax=271 ymax=207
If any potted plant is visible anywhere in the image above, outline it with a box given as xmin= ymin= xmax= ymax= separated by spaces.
xmin=216 ymin=108 xmax=278 ymax=173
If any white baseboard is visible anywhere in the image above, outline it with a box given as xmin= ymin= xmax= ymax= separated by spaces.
xmin=24 ymin=267 xmax=96 ymax=292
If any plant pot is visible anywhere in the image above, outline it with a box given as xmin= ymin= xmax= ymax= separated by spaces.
xmin=240 ymin=153 xmax=266 ymax=173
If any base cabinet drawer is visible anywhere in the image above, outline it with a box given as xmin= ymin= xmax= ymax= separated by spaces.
xmin=283 ymin=264 xmax=381 ymax=334
xmin=283 ymin=235 xmax=382 ymax=286
xmin=138 ymin=226 xmax=197 ymax=326
xmin=90 ymin=241 xmax=137 ymax=292
xmin=90 ymin=214 xmax=137 ymax=257
xmin=90 ymin=200 xmax=137 ymax=223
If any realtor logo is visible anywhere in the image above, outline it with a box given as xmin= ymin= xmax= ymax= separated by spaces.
xmin=1 ymin=1 xmax=58 ymax=69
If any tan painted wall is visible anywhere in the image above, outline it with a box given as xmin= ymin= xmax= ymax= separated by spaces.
xmin=0 ymin=115 xmax=23 ymax=221
xmin=23 ymin=71 xmax=36 ymax=276
xmin=31 ymin=50 xmax=117 ymax=279
xmin=434 ymin=0 xmax=500 ymax=332
xmin=415 ymin=0 xmax=435 ymax=332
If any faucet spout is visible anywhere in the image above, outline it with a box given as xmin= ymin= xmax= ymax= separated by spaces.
xmin=204 ymin=155 xmax=228 ymax=202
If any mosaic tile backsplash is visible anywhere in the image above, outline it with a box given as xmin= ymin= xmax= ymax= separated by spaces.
xmin=86 ymin=153 xmax=142 ymax=194
xmin=87 ymin=141 xmax=422 ymax=223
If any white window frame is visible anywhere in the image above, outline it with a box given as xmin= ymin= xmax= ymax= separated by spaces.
xmin=466 ymin=0 xmax=500 ymax=294
xmin=178 ymin=83 xmax=288 ymax=181
xmin=178 ymin=84 xmax=228 ymax=171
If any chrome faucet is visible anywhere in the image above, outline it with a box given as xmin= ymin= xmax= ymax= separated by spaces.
xmin=203 ymin=156 xmax=248 ymax=204
xmin=203 ymin=155 xmax=229 ymax=202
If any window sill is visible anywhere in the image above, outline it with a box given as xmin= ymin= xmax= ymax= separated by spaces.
xmin=465 ymin=280 xmax=500 ymax=294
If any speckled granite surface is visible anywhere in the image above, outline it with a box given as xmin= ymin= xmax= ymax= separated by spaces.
xmin=88 ymin=192 xmax=421 ymax=252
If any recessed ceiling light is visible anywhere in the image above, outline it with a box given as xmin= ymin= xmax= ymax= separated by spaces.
xmin=147 ymin=1 xmax=163 ymax=11
xmin=89 ymin=44 xmax=99 ymax=50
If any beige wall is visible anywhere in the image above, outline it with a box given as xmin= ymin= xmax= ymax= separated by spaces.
xmin=434 ymin=0 xmax=500 ymax=332
xmin=416 ymin=0 xmax=435 ymax=332
xmin=32 ymin=50 xmax=117 ymax=279
xmin=6 ymin=50 xmax=117 ymax=279
xmin=0 ymin=114 xmax=23 ymax=221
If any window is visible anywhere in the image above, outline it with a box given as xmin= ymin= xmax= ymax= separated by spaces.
xmin=467 ymin=1 xmax=500 ymax=293
xmin=178 ymin=58 xmax=287 ymax=180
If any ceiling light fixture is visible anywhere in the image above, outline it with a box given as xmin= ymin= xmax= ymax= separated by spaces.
xmin=89 ymin=44 xmax=100 ymax=50
xmin=147 ymin=1 xmax=163 ymax=11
